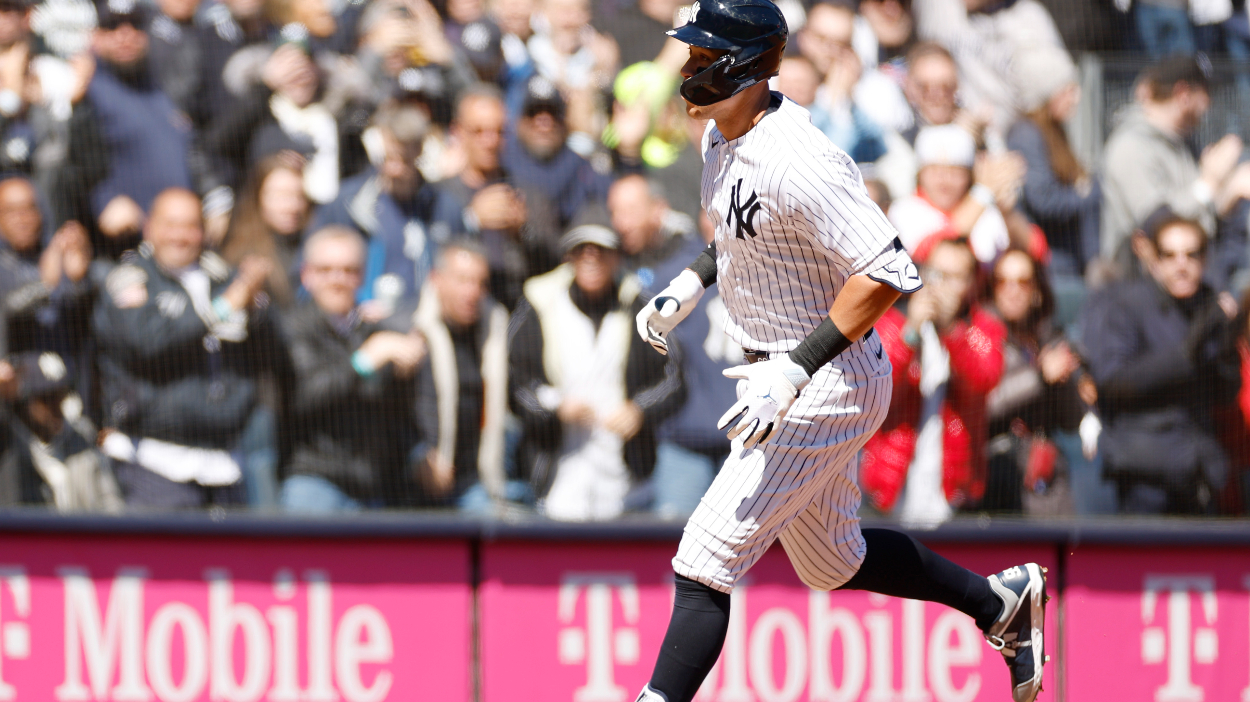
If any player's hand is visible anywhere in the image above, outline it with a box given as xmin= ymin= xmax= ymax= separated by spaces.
xmin=717 ymin=355 xmax=811 ymax=449
xmin=636 ymin=269 xmax=704 ymax=354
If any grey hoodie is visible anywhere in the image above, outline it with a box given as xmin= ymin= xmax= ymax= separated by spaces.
xmin=1100 ymin=107 xmax=1214 ymax=264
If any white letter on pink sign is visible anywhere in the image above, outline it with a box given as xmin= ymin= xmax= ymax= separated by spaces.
xmin=146 ymin=602 xmax=208 ymax=702
xmin=557 ymin=573 xmax=640 ymax=702
xmin=927 ymin=611 xmax=981 ymax=702
xmin=748 ymin=608 xmax=806 ymax=702
xmin=206 ymin=569 xmax=272 ymax=702
xmin=267 ymin=569 xmax=301 ymax=702
xmin=1142 ymin=575 xmax=1217 ymax=702
xmin=808 ymin=590 xmax=865 ymax=702
xmin=335 ymin=605 xmax=393 ymax=702
xmin=305 ymin=570 xmax=339 ymax=702
xmin=54 ymin=567 xmax=151 ymax=702
xmin=0 ymin=566 xmax=30 ymax=701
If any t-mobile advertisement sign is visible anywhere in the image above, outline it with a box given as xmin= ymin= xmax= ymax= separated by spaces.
xmin=479 ymin=541 xmax=1058 ymax=702
xmin=1065 ymin=546 xmax=1250 ymax=702
xmin=0 ymin=535 xmax=470 ymax=701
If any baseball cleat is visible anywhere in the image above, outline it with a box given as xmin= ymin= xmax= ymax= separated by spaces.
xmin=985 ymin=563 xmax=1048 ymax=702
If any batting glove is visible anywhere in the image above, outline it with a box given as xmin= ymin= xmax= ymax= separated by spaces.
xmin=717 ymin=355 xmax=811 ymax=449
xmin=636 ymin=269 xmax=704 ymax=355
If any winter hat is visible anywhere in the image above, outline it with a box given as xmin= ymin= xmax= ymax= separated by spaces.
xmin=1014 ymin=45 xmax=1078 ymax=113
xmin=914 ymin=124 xmax=976 ymax=169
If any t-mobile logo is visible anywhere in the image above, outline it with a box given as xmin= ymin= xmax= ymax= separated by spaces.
xmin=557 ymin=573 xmax=641 ymax=702
xmin=1141 ymin=575 xmax=1218 ymax=702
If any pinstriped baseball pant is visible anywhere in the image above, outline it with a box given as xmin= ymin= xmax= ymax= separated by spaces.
xmin=672 ymin=359 xmax=892 ymax=593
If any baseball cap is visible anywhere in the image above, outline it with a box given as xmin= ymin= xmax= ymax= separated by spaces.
xmin=522 ymin=75 xmax=566 ymax=120
xmin=459 ymin=19 xmax=503 ymax=82
xmin=560 ymin=224 xmax=620 ymax=254
xmin=914 ymin=124 xmax=976 ymax=169
xmin=12 ymin=351 xmax=71 ymax=400
xmin=95 ymin=0 xmax=148 ymax=30
xmin=397 ymin=65 xmax=447 ymax=102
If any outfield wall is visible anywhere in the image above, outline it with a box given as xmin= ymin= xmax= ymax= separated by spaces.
xmin=0 ymin=514 xmax=1245 ymax=701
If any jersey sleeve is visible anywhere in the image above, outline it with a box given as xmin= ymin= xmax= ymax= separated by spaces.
xmin=784 ymin=154 xmax=923 ymax=293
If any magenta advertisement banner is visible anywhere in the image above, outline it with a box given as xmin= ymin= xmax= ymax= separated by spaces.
xmin=479 ymin=540 xmax=1058 ymax=702
xmin=0 ymin=534 xmax=471 ymax=702
xmin=1065 ymin=545 xmax=1250 ymax=702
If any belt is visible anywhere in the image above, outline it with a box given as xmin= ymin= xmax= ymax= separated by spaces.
xmin=742 ymin=349 xmax=771 ymax=364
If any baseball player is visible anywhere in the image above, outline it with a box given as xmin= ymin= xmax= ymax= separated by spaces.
xmin=632 ymin=2 xmax=1048 ymax=702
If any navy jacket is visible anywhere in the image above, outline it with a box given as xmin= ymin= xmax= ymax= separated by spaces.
xmin=1081 ymin=279 xmax=1240 ymax=485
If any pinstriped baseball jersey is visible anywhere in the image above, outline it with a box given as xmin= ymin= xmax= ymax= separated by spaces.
xmin=701 ymin=93 xmax=922 ymax=357
xmin=672 ymin=93 xmax=923 ymax=593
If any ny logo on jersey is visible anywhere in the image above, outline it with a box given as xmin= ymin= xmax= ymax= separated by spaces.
xmin=726 ymin=179 xmax=762 ymax=239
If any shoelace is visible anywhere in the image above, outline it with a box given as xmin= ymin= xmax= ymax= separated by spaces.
xmin=984 ymin=633 xmax=1031 ymax=654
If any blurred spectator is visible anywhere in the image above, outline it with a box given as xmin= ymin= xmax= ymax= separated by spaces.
xmin=608 ymin=173 xmax=694 ymax=284
xmin=641 ymin=209 xmax=740 ymax=518
xmin=1007 ymin=45 xmax=1100 ymax=280
xmin=312 ymin=100 xmax=455 ymax=317
xmin=913 ymin=0 xmax=1064 ymax=137
xmin=503 ymin=75 xmax=609 ymax=228
xmin=265 ymin=0 xmax=345 ymax=54
xmin=491 ymin=0 xmax=536 ymax=88
xmin=280 ymin=225 xmax=424 ymax=512
xmin=601 ymin=59 xmax=684 ymax=173
xmin=412 ymin=239 xmax=524 ymax=510
xmin=877 ymin=42 xmax=963 ymax=199
xmin=147 ymin=0 xmax=203 ymax=116
xmin=356 ymin=0 xmax=462 ymax=110
xmin=645 ymin=113 xmax=704 ymax=224
xmin=438 ymin=84 xmax=559 ymax=309
xmin=888 ymin=124 xmax=1031 ymax=265
xmin=1083 ymin=214 xmax=1241 ymax=514
xmin=0 ymin=0 xmax=44 ymax=179
xmin=94 ymin=188 xmax=277 ymax=509
xmin=527 ymin=0 xmax=617 ymax=92
xmin=862 ymin=238 xmax=1006 ymax=525
xmin=777 ymin=54 xmax=887 ymax=164
xmin=984 ymin=249 xmax=1087 ymax=514
xmin=859 ymin=0 xmax=916 ymax=65
xmin=220 ymin=152 xmax=310 ymax=309
xmin=205 ymin=35 xmax=340 ymax=206
xmin=64 ymin=0 xmax=197 ymax=259
xmin=0 ymin=351 xmax=122 ymax=510
xmin=0 ymin=178 xmax=93 ymax=355
xmin=600 ymin=0 xmax=679 ymax=68
xmin=796 ymin=0 xmax=910 ymax=136
xmin=1126 ymin=0 xmax=1231 ymax=58
xmin=197 ymin=0 xmax=273 ymax=126
xmin=1100 ymin=55 xmax=1250 ymax=274
xmin=508 ymin=224 xmax=683 ymax=520
xmin=900 ymin=43 xmax=974 ymax=146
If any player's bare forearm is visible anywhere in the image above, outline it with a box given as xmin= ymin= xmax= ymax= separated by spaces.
xmin=828 ymin=275 xmax=902 ymax=340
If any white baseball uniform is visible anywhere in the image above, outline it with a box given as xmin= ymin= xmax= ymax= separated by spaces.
xmin=673 ymin=93 xmax=923 ymax=593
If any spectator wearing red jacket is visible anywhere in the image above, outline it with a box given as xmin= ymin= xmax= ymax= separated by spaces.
xmin=861 ymin=238 xmax=1006 ymax=521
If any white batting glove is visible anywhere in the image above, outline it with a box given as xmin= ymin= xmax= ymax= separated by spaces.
xmin=718 ymin=355 xmax=811 ymax=449
xmin=636 ymin=269 xmax=705 ymax=355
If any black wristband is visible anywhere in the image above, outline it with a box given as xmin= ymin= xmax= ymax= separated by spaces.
xmin=687 ymin=242 xmax=717 ymax=288
xmin=788 ymin=317 xmax=852 ymax=376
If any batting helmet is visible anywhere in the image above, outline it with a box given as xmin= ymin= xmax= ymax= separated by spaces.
xmin=667 ymin=0 xmax=788 ymax=106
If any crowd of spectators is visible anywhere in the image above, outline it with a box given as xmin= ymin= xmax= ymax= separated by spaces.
xmin=3 ymin=0 xmax=1250 ymax=521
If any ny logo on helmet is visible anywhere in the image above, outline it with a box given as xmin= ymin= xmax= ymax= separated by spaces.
xmin=688 ymin=1 xmax=700 ymax=22
xmin=727 ymin=179 xmax=762 ymax=239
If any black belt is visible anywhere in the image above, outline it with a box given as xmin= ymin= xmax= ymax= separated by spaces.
xmin=742 ymin=349 xmax=771 ymax=364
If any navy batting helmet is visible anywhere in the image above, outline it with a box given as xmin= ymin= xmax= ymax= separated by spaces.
xmin=667 ymin=0 xmax=788 ymax=106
